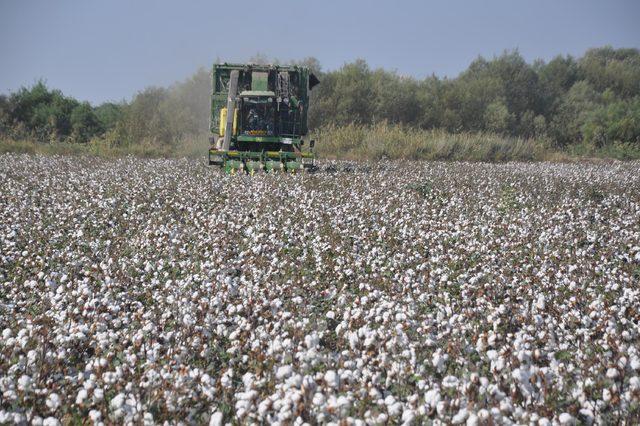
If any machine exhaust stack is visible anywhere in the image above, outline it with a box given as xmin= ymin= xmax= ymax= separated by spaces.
xmin=221 ymin=70 xmax=239 ymax=152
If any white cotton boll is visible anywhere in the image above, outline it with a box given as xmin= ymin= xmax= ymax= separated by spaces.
xmin=606 ymin=368 xmax=619 ymax=379
xmin=558 ymin=412 xmax=575 ymax=425
xmin=477 ymin=409 xmax=489 ymax=420
xmin=388 ymin=402 xmax=403 ymax=417
xmin=76 ymin=389 xmax=88 ymax=404
xmin=424 ymin=389 xmax=440 ymax=407
xmin=302 ymin=375 xmax=317 ymax=392
xmin=242 ymin=372 xmax=254 ymax=389
xmin=401 ymin=409 xmax=415 ymax=424
xmin=27 ymin=349 xmax=38 ymax=365
xmin=602 ymin=388 xmax=612 ymax=402
xmin=46 ymin=393 xmax=61 ymax=411
xmin=499 ymin=398 xmax=512 ymax=413
xmin=110 ymin=393 xmax=125 ymax=411
xmin=364 ymin=335 xmax=376 ymax=348
xmin=221 ymin=369 xmax=233 ymax=388
xmin=276 ymin=365 xmax=293 ymax=380
xmin=466 ymin=413 xmax=479 ymax=426
xmin=376 ymin=413 xmax=388 ymax=424
xmin=183 ymin=314 xmax=195 ymax=326
xmin=312 ymin=392 xmax=325 ymax=406
xmin=12 ymin=413 xmax=26 ymax=424
xmin=629 ymin=376 xmax=640 ymax=391
xmin=432 ymin=349 xmax=448 ymax=373
xmin=442 ymin=376 xmax=459 ymax=389
xmin=93 ymin=388 xmax=104 ymax=402
xmin=209 ymin=411 xmax=223 ymax=426
xmin=337 ymin=395 xmax=351 ymax=411
xmin=324 ymin=370 xmax=339 ymax=389
xmin=369 ymin=387 xmax=382 ymax=399
xmin=43 ymin=417 xmax=61 ymax=426
xmin=326 ymin=311 xmax=335 ymax=319
xmin=89 ymin=410 xmax=101 ymax=422
xmin=18 ymin=375 xmax=32 ymax=391
xmin=535 ymin=295 xmax=546 ymax=310
xmin=2 ymin=328 xmax=11 ymax=340
xmin=304 ymin=333 xmax=319 ymax=349
xmin=452 ymin=408 xmax=468 ymax=424
xmin=258 ymin=399 xmax=271 ymax=416
xmin=348 ymin=332 xmax=359 ymax=350
xmin=201 ymin=374 xmax=212 ymax=386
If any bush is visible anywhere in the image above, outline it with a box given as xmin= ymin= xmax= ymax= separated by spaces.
xmin=313 ymin=123 xmax=548 ymax=162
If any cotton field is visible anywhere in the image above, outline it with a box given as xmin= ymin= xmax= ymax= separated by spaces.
xmin=1 ymin=154 xmax=640 ymax=425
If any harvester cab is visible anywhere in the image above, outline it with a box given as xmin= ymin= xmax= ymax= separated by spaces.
xmin=208 ymin=63 xmax=320 ymax=174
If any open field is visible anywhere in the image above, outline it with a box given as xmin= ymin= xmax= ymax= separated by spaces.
xmin=1 ymin=154 xmax=640 ymax=424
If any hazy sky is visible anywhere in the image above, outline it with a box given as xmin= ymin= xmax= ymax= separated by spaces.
xmin=1 ymin=0 xmax=638 ymax=104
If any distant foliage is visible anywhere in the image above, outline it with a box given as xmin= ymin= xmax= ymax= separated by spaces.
xmin=310 ymin=47 xmax=640 ymax=148
xmin=1 ymin=47 xmax=639 ymax=153
xmin=0 ymin=81 xmax=104 ymax=143
xmin=107 ymin=67 xmax=211 ymax=147
xmin=0 ymin=68 xmax=211 ymax=147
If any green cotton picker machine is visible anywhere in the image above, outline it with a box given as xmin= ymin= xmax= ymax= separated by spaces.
xmin=208 ymin=63 xmax=320 ymax=173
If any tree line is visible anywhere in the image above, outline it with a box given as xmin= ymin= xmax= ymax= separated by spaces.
xmin=1 ymin=46 xmax=639 ymax=150
xmin=309 ymin=46 xmax=640 ymax=148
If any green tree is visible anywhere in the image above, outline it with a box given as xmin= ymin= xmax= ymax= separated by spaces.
xmin=95 ymin=102 xmax=125 ymax=131
xmin=484 ymin=100 xmax=512 ymax=133
xmin=579 ymin=47 xmax=640 ymax=98
xmin=549 ymin=81 xmax=601 ymax=146
xmin=70 ymin=102 xmax=103 ymax=143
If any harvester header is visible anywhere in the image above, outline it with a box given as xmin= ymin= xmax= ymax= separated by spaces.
xmin=208 ymin=63 xmax=320 ymax=173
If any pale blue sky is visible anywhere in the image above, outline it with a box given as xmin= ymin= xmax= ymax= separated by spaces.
xmin=1 ymin=0 xmax=638 ymax=104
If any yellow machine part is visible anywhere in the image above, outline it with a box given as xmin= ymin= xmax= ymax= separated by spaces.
xmin=219 ymin=108 xmax=238 ymax=136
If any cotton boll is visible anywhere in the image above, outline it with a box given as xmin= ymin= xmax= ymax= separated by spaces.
xmin=559 ymin=413 xmax=575 ymax=425
xmin=442 ymin=376 xmax=459 ymax=389
xmin=76 ymin=389 xmax=88 ymax=405
xmin=88 ymin=410 xmax=101 ymax=422
xmin=46 ymin=393 xmax=61 ymax=411
xmin=17 ymin=375 xmax=32 ymax=391
xmin=432 ymin=349 xmax=448 ymax=373
xmin=312 ymin=392 xmax=325 ymax=406
xmin=452 ymin=408 xmax=468 ymax=424
xmin=276 ymin=365 xmax=293 ymax=380
xmin=43 ymin=418 xmax=61 ymax=426
xmin=209 ymin=411 xmax=223 ymax=426
xmin=535 ymin=295 xmax=546 ymax=311
xmin=424 ymin=389 xmax=440 ymax=408
xmin=324 ymin=370 xmax=339 ymax=389
xmin=466 ymin=413 xmax=479 ymax=426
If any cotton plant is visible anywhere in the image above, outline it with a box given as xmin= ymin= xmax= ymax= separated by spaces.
xmin=0 ymin=154 xmax=639 ymax=424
